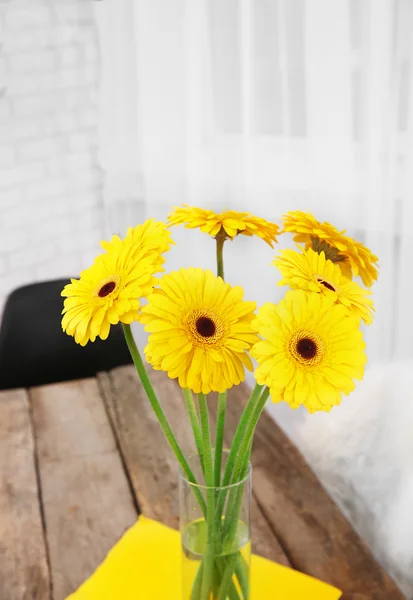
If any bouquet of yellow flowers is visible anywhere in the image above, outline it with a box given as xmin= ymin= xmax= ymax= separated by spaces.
xmin=62 ymin=206 xmax=378 ymax=600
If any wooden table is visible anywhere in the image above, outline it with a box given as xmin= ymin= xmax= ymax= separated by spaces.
xmin=0 ymin=365 xmax=404 ymax=600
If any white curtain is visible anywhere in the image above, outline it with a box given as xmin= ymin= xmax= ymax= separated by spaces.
xmin=94 ymin=0 xmax=413 ymax=379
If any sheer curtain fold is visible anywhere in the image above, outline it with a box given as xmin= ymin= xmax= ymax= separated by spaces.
xmin=95 ymin=0 xmax=413 ymax=362
xmin=93 ymin=0 xmax=144 ymax=232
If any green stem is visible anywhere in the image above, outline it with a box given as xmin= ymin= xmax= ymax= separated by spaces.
xmin=223 ymin=438 xmax=253 ymax=540
xmin=198 ymin=394 xmax=214 ymax=490
xmin=231 ymin=387 xmax=269 ymax=485
xmin=216 ymin=558 xmax=242 ymax=600
xmin=235 ymin=554 xmax=250 ymax=600
xmin=190 ymin=562 xmax=203 ymax=600
xmin=216 ymin=234 xmax=226 ymax=280
xmin=183 ymin=388 xmax=205 ymax=473
xmin=214 ymin=392 xmax=227 ymax=487
xmin=193 ymin=558 xmax=241 ymax=600
xmin=122 ymin=324 xmax=206 ymax=515
xmin=218 ymin=388 xmax=270 ymax=600
xmin=220 ymin=444 xmax=252 ymax=600
xmin=198 ymin=393 xmax=215 ymax=600
xmin=224 ymin=387 xmax=269 ymax=544
xmin=217 ymin=554 xmax=238 ymax=600
xmin=215 ymin=384 xmax=263 ymax=521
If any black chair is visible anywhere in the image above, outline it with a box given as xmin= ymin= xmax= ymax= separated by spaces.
xmin=0 ymin=279 xmax=132 ymax=390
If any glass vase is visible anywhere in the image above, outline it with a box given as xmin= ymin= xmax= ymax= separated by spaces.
xmin=179 ymin=450 xmax=251 ymax=600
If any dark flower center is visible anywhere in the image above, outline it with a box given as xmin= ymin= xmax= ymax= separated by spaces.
xmin=296 ymin=338 xmax=317 ymax=360
xmin=311 ymin=237 xmax=346 ymax=264
xmin=317 ymin=278 xmax=336 ymax=292
xmin=196 ymin=316 xmax=216 ymax=338
xmin=98 ymin=281 xmax=116 ymax=298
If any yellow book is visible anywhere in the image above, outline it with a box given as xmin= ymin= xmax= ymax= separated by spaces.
xmin=67 ymin=516 xmax=342 ymax=600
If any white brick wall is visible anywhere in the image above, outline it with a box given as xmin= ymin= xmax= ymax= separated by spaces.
xmin=9 ymin=49 xmax=56 ymax=73
xmin=0 ymin=0 xmax=103 ymax=315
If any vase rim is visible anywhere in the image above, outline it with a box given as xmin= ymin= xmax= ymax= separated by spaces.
xmin=178 ymin=449 xmax=252 ymax=491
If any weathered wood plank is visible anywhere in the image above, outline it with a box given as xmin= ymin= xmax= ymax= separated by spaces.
xmin=30 ymin=379 xmax=137 ymax=600
xmin=224 ymin=384 xmax=404 ymax=599
xmin=101 ymin=365 xmax=404 ymax=596
xmin=340 ymin=594 xmax=371 ymax=600
xmin=98 ymin=367 xmax=191 ymax=529
xmin=0 ymin=389 xmax=50 ymax=600
xmin=99 ymin=365 xmax=291 ymax=565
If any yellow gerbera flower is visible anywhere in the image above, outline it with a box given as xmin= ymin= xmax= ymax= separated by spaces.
xmin=251 ymin=290 xmax=366 ymax=413
xmin=168 ymin=205 xmax=279 ymax=247
xmin=282 ymin=210 xmax=379 ymax=287
xmin=140 ymin=268 xmax=259 ymax=394
xmin=101 ymin=219 xmax=173 ymax=271
xmin=61 ymin=225 xmax=169 ymax=346
xmin=273 ymin=247 xmax=374 ymax=324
